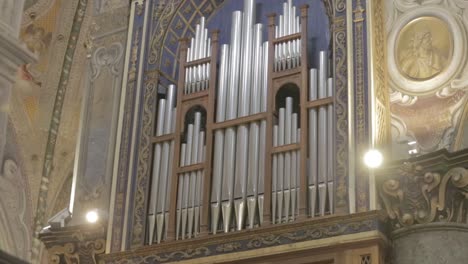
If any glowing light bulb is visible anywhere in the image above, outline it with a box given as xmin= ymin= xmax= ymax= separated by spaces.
xmin=364 ymin=149 xmax=383 ymax=168
xmin=86 ymin=210 xmax=99 ymax=223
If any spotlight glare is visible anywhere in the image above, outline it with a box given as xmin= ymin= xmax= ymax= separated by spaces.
xmin=86 ymin=210 xmax=99 ymax=223
xmin=364 ymin=149 xmax=383 ymax=168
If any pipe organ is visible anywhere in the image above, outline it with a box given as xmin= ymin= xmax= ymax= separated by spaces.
xmin=147 ymin=0 xmax=335 ymax=245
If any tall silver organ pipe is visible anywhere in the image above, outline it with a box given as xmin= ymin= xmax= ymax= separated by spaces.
xmin=327 ymin=78 xmax=334 ymax=214
xmin=211 ymin=44 xmax=229 ymax=233
xmin=308 ymin=69 xmax=318 ymax=217
xmin=221 ymin=10 xmax=242 ymax=233
xmin=317 ymin=51 xmax=328 ymax=216
xmin=258 ymin=41 xmax=269 ymax=225
xmin=234 ymin=0 xmax=255 ymax=230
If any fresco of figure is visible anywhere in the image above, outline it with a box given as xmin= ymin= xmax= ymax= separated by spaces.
xmin=399 ymin=28 xmax=448 ymax=80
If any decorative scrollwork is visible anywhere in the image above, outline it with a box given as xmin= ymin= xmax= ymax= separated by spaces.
xmin=216 ymin=242 xmax=242 ymax=252
xmin=47 ymin=239 xmax=105 ymax=264
xmin=380 ymin=163 xmax=468 ymax=229
xmin=336 ymin=0 xmax=345 ymax=13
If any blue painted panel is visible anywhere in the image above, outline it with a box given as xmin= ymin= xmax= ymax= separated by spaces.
xmin=179 ymin=0 xmax=197 ymax=21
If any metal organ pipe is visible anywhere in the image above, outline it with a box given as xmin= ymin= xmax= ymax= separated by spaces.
xmin=272 ymin=126 xmax=278 ymax=224
xmin=291 ymin=113 xmax=298 ymax=221
xmin=195 ymin=131 xmax=205 ymax=235
xmin=327 ymin=78 xmax=334 ymax=214
xmin=317 ymin=51 xmax=328 ymax=216
xmin=176 ymin=144 xmax=186 ymax=240
xmin=221 ymin=10 xmax=242 ymax=233
xmin=258 ymin=42 xmax=268 ymax=224
xmin=284 ymin=97 xmax=293 ymax=221
xmin=234 ymin=0 xmax=256 ymax=230
xmin=246 ymin=23 xmax=263 ymax=229
xmin=277 ymin=108 xmax=285 ymax=222
xmin=308 ymin=69 xmax=318 ymax=217
xmin=211 ymin=44 xmax=229 ymax=233
xmin=148 ymin=98 xmax=165 ymax=244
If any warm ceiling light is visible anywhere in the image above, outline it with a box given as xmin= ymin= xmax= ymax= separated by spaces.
xmin=364 ymin=149 xmax=383 ymax=168
xmin=86 ymin=210 xmax=99 ymax=223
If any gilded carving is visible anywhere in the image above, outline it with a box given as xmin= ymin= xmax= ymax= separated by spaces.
xmin=48 ymin=239 xmax=105 ymax=264
xmin=380 ymin=163 xmax=468 ymax=229
xmin=396 ymin=16 xmax=452 ymax=81
xmin=40 ymin=225 xmax=106 ymax=264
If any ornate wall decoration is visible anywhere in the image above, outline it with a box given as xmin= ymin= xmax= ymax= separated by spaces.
xmin=371 ymin=0 xmax=390 ymax=147
xmin=333 ymin=0 xmax=350 ymax=214
xmin=69 ymin=41 xmax=124 ymax=225
xmin=391 ymin=91 xmax=465 ymax=153
xmin=130 ymin=68 xmax=158 ymax=248
xmin=31 ymin=0 xmax=88 ymax=261
xmin=148 ymin=0 xmax=182 ymax=65
xmin=40 ymin=225 xmax=106 ymax=264
xmin=352 ymin=0 xmax=370 ymax=212
xmin=22 ymin=0 xmax=56 ymax=26
xmin=379 ymin=149 xmax=468 ymax=230
xmin=110 ymin=24 xmax=142 ymax=252
xmin=388 ymin=7 xmax=465 ymax=96
xmin=387 ymin=1 xmax=468 ymax=158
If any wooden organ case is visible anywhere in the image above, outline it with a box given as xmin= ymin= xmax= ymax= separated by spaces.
xmin=141 ymin=0 xmax=387 ymax=263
